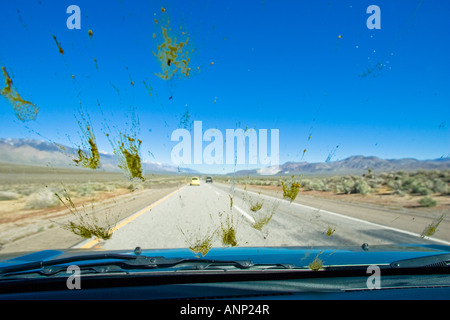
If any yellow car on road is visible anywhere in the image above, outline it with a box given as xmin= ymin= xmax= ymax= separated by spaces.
xmin=190 ymin=177 xmax=200 ymax=186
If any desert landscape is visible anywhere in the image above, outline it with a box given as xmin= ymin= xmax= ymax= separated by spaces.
xmin=0 ymin=156 xmax=449 ymax=254
xmin=216 ymin=169 xmax=450 ymax=211
xmin=0 ymin=161 xmax=188 ymax=251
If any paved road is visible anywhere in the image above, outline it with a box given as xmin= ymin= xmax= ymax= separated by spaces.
xmin=80 ymin=181 xmax=448 ymax=252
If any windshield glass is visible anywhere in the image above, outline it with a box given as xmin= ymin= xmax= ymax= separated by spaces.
xmin=0 ymin=0 xmax=448 ymax=260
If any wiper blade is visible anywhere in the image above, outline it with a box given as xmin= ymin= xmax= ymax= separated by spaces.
xmin=391 ymin=253 xmax=450 ymax=269
xmin=0 ymin=253 xmax=300 ymax=278
xmin=0 ymin=253 xmax=140 ymax=276
xmin=166 ymin=260 xmax=298 ymax=271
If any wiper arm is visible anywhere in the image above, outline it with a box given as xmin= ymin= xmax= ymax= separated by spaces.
xmin=0 ymin=253 xmax=300 ymax=278
xmin=38 ymin=259 xmax=257 ymax=276
xmin=391 ymin=253 xmax=450 ymax=269
xmin=0 ymin=253 xmax=140 ymax=276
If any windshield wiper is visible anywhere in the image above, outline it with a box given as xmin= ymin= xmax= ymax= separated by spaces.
xmin=0 ymin=253 xmax=299 ymax=278
xmin=0 ymin=253 xmax=140 ymax=277
xmin=390 ymin=253 xmax=450 ymax=269
xmin=3 ymin=251 xmax=449 ymax=279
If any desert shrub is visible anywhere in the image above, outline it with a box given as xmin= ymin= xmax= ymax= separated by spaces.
xmin=419 ymin=196 xmax=437 ymax=207
xmin=0 ymin=191 xmax=19 ymax=201
xmin=76 ymin=184 xmax=95 ymax=197
xmin=414 ymin=186 xmax=433 ymax=196
xmin=307 ymin=179 xmax=324 ymax=191
xmin=340 ymin=179 xmax=356 ymax=194
xmin=24 ymin=190 xmax=59 ymax=209
xmin=103 ymin=183 xmax=117 ymax=192
xmin=400 ymin=177 xmax=416 ymax=193
xmin=300 ymin=179 xmax=312 ymax=191
xmin=431 ymin=179 xmax=448 ymax=194
xmin=91 ymin=183 xmax=107 ymax=191
xmin=368 ymin=177 xmax=383 ymax=189
xmin=393 ymin=189 xmax=407 ymax=197
xmin=353 ymin=179 xmax=371 ymax=195
xmin=13 ymin=185 xmax=37 ymax=196
xmin=387 ymin=179 xmax=402 ymax=193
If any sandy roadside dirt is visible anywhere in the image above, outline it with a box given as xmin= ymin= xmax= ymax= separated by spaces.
xmin=0 ymin=183 xmax=185 ymax=253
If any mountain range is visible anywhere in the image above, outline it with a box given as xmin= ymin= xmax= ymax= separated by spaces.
xmin=1 ymin=138 xmax=449 ymax=176
xmin=234 ymin=155 xmax=450 ymax=176
xmin=0 ymin=138 xmax=198 ymax=174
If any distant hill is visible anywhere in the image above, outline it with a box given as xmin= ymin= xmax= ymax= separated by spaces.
xmin=230 ymin=155 xmax=450 ymax=176
xmin=3 ymin=138 xmax=448 ymax=176
xmin=0 ymin=138 xmax=197 ymax=174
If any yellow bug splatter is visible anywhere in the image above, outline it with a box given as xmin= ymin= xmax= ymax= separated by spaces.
xmin=1 ymin=66 xmax=38 ymax=121
xmin=281 ymin=176 xmax=301 ymax=202
xmin=152 ymin=13 xmax=193 ymax=80
xmin=218 ymin=210 xmax=238 ymax=247
xmin=421 ymin=214 xmax=445 ymax=238
xmin=326 ymin=226 xmax=336 ymax=236
xmin=52 ymin=35 xmax=64 ymax=55
xmin=309 ymin=253 xmax=323 ymax=271
xmin=72 ymin=108 xmax=101 ymax=170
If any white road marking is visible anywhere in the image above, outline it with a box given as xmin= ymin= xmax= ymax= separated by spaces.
xmin=210 ymin=184 xmax=255 ymax=224
xmin=234 ymin=205 xmax=256 ymax=224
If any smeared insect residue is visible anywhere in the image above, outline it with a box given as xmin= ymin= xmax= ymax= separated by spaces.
xmin=54 ymin=190 xmax=116 ymax=240
xmin=152 ymin=8 xmax=193 ymax=80
xmin=218 ymin=208 xmax=238 ymax=247
xmin=178 ymin=106 xmax=192 ymax=130
xmin=115 ymin=134 xmax=145 ymax=181
xmin=281 ymin=176 xmax=301 ymax=202
xmin=251 ymin=200 xmax=279 ymax=234
xmin=126 ymin=66 xmax=134 ymax=86
xmin=241 ymin=183 xmax=278 ymax=234
xmin=325 ymin=145 xmax=339 ymax=162
xmin=308 ymin=253 xmax=323 ymax=271
xmin=179 ymin=226 xmax=215 ymax=257
xmin=250 ymin=201 xmax=263 ymax=212
xmin=421 ymin=214 xmax=445 ymax=238
xmin=52 ymin=35 xmax=64 ymax=55
xmin=252 ymin=211 xmax=275 ymax=232
xmin=73 ymin=108 xmax=101 ymax=170
xmin=104 ymin=107 xmax=145 ymax=181
xmin=143 ymin=80 xmax=153 ymax=97
xmin=359 ymin=61 xmax=386 ymax=78
xmin=1 ymin=67 xmax=39 ymax=121
xmin=326 ymin=226 xmax=336 ymax=236
xmin=301 ymin=148 xmax=307 ymax=160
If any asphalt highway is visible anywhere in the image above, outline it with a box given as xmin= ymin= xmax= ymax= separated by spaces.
xmin=77 ymin=181 xmax=448 ymax=252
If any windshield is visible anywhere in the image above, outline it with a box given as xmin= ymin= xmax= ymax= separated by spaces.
xmin=0 ymin=0 xmax=449 ymax=262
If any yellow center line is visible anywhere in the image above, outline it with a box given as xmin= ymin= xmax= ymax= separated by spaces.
xmin=78 ymin=185 xmax=186 ymax=249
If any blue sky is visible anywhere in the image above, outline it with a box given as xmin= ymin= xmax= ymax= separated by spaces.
xmin=0 ymin=0 xmax=449 ymax=174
